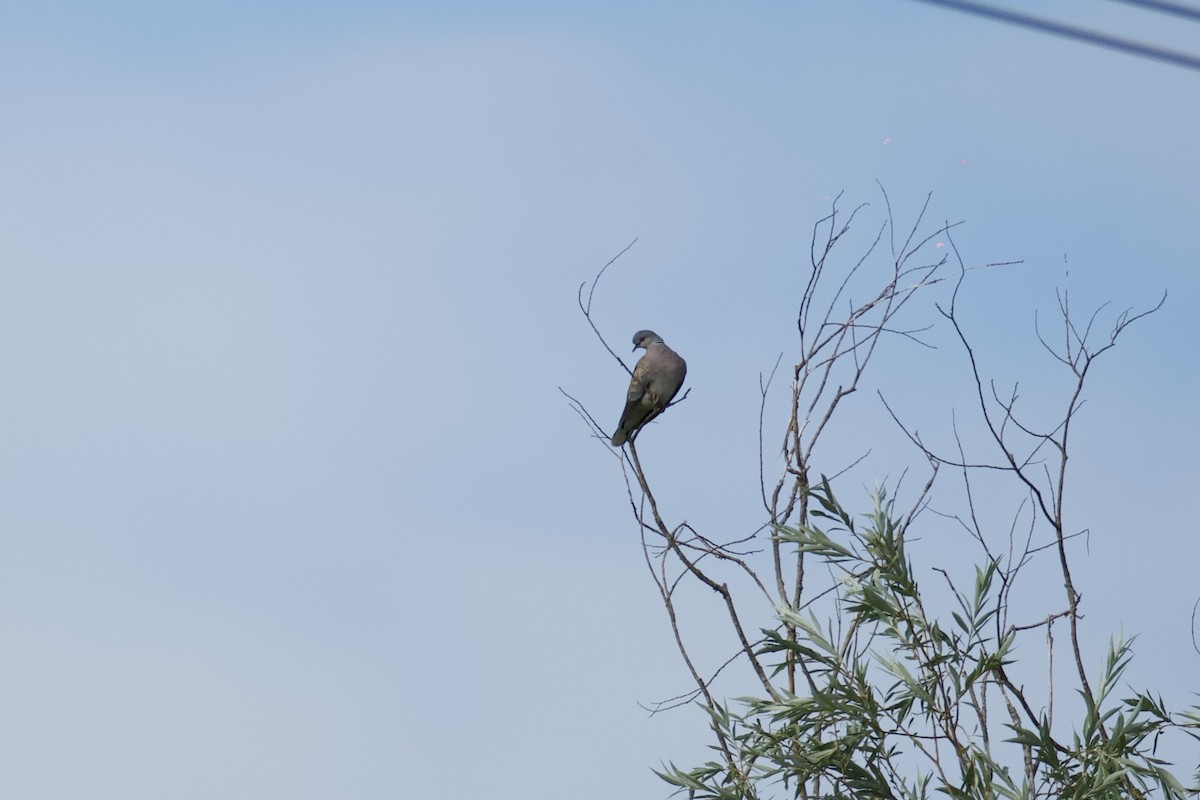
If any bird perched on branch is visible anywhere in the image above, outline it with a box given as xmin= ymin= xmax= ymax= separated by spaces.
xmin=611 ymin=329 xmax=687 ymax=447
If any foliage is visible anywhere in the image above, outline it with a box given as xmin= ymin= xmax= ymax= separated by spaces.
xmin=571 ymin=189 xmax=1199 ymax=799
xmin=656 ymin=480 xmax=1199 ymax=799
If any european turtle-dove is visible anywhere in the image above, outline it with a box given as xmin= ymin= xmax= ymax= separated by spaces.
xmin=611 ymin=330 xmax=687 ymax=446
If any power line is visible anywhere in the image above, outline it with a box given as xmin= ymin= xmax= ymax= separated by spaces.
xmin=909 ymin=0 xmax=1200 ymax=72
xmin=1105 ymin=0 xmax=1200 ymax=24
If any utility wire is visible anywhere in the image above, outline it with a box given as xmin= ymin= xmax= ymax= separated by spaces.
xmin=1105 ymin=0 xmax=1200 ymax=24
xmin=909 ymin=0 xmax=1200 ymax=72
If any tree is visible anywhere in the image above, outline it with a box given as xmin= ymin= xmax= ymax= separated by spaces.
xmin=568 ymin=189 xmax=1200 ymax=800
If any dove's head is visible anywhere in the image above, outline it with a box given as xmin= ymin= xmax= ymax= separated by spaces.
xmin=631 ymin=329 xmax=663 ymax=351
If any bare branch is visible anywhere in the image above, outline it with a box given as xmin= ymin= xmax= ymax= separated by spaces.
xmin=577 ymin=238 xmax=639 ymax=375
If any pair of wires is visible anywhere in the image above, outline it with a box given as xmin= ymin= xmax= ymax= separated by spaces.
xmin=909 ymin=0 xmax=1200 ymax=72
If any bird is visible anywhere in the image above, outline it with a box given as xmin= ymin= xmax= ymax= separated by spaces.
xmin=611 ymin=329 xmax=687 ymax=447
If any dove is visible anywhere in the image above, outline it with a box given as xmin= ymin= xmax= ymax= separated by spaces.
xmin=611 ymin=329 xmax=687 ymax=446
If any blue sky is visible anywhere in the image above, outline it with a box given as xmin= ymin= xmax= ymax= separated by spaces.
xmin=1 ymin=2 xmax=1197 ymax=797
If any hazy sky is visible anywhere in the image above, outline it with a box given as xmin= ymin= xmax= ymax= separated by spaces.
xmin=1 ymin=2 xmax=1197 ymax=797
